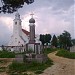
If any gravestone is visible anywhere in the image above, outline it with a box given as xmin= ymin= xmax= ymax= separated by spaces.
xmin=70 ymin=46 xmax=75 ymax=52
xmin=15 ymin=54 xmax=24 ymax=63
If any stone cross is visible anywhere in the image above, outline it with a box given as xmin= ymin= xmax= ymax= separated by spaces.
xmin=30 ymin=12 xmax=34 ymax=18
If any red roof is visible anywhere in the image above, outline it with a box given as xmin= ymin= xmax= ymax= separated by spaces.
xmin=22 ymin=29 xmax=30 ymax=35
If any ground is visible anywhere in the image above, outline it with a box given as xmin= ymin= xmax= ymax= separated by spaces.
xmin=0 ymin=51 xmax=75 ymax=75
xmin=40 ymin=51 xmax=75 ymax=75
xmin=0 ymin=58 xmax=14 ymax=75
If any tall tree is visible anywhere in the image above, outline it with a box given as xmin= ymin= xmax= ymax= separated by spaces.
xmin=58 ymin=31 xmax=72 ymax=49
xmin=0 ymin=0 xmax=34 ymax=13
xmin=51 ymin=35 xmax=58 ymax=47
xmin=45 ymin=34 xmax=51 ymax=45
xmin=40 ymin=34 xmax=51 ymax=46
xmin=39 ymin=34 xmax=45 ymax=46
xmin=71 ymin=39 xmax=75 ymax=46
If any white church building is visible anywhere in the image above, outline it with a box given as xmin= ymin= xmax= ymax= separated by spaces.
xmin=8 ymin=12 xmax=42 ymax=54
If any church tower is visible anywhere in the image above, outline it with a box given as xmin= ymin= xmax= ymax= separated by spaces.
xmin=29 ymin=13 xmax=35 ymax=43
xmin=13 ymin=12 xmax=22 ymax=37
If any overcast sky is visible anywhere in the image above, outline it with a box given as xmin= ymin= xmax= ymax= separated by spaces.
xmin=0 ymin=0 xmax=74 ymax=45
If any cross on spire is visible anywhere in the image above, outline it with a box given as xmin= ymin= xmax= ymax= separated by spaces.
xmin=30 ymin=12 xmax=34 ymax=18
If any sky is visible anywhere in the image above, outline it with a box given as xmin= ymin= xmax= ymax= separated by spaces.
xmin=0 ymin=0 xmax=74 ymax=45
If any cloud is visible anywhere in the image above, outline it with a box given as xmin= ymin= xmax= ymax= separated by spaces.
xmin=0 ymin=16 xmax=13 ymax=31
xmin=0 ymin=0 xmax=74 ymax=45
xmin=0 ymin=16 xmax=13 ymax=45
xmin=20 ymin=4 xmax=74 ymax=38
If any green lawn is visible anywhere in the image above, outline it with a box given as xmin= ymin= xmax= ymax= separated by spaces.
xmin=56 ymin=49 xmax=75 ymax=59
xmin=0 ymin=51 xmax=15 ymax=58
xmin=43 ymin=48 xmax=57 ymax=54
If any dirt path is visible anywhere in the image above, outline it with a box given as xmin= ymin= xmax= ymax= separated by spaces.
xmin=40 ymin=51 xmax=75 ymax=75
xmin=0 ymin=58 xmax=14 ymax=75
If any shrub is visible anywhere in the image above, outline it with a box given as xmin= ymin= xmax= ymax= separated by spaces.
xmin=56 ymin=49 xmax=75 ymax=59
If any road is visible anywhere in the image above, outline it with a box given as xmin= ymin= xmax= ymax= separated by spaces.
xmin=40 ymin=51 xmax=75 ymax=75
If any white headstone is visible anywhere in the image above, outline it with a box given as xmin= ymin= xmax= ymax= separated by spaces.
xmin=70 ymin=46 xmax=75 ymax=52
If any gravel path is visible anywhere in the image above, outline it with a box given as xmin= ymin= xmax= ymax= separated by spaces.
xmin=40 ymin=51 xmax=75 ymax=75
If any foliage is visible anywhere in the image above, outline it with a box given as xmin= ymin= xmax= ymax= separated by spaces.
xmin=51 ymin=35 xmax=58 ymax=47
xmin=58 ymin=31 xmax=72 ymax=49
xmin=71 ymin=39 xmax=75 ymax=46
xmin=40 ymin=34 xmax=45 ymax=46
xmin=8 ymin=59 xmax=53 ymax=74
xmin=56 ymin=49 xmax=75 ymax=59
xmin=40 ymin=34 xmax=51 ymax=46
xmin=43 ymin=48 xmax=57 ymax=54
xmin=0 ymin=0 xmax=34 ymax=13
xmin=0 ymin=51 xmax=15 ymax=58
xmin=0 ymin=67 xmax=6 ymax=72
xmin=45 ymin=34 xmax=51 ymax=45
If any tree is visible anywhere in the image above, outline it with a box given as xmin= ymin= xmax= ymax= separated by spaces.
xmin=58 ymin=35 xmax=63 ymax=48
xmin=39 ymin=34 xmax=45 ymax=46
xmin=45 ymin=34 xmax=51 ymax=45
xmin=0 ymin=0 xmax=34 ymax=13
xmin=71 ymin=39 xmax=75 ymax=46
xmin=58 ymin=31 xmax=72 ymax=49
xmin=51 ymin=35 xmax=58 ymax=47
xmin=40 ymin=34 xmax=51 ymax=46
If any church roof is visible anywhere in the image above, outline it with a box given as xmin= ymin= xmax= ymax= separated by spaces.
xmin=22 ymin=29 xmax=30 ymax=35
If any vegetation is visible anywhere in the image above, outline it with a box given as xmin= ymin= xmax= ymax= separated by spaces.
xmin=43 ymin=48 xmax=57 ymax=54
xmin=0 ymin=51 xmax=15 ymax=58
xmin=71 ymin=39 xmax=75 ymax=46
xmin=7 ymin=48 xmax=57 ymax=75
xmin=0 ymin=67 xmax=6 ymax=72
xmin=40 ymin=31 xmax=72 ymax=50
xmin=40 ymin=34 xmax=51 ymax=46
xmin=0 ymin=0 xmax=34 ymax=13
xmin=8 ymin=59 xmax=53 ymax=75
xmin=51 ymin=35 xmax=58 ymax=47
xmin=56 ymin=49 xmax=75 ymax=59
xmin=58 ymin=31 xmax=72 ymax=49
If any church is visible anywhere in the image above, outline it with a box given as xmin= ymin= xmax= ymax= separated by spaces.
xmin=8 ymin=12 xmax=42 ymax=54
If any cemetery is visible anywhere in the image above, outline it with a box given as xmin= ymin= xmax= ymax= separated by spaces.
xmin=0 ymin=0 xmax=75 ymax=75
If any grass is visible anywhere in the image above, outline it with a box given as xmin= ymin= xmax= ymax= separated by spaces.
xmin=34 ymin=70 xmax=43 ymax=74
xmin=0 ymin=48 xmax=55 ymax=75
xmin=0 ymin=59 xmax=8 ymax=64
xmin=8 ymin=58 xmax=53 ymax=74
xmin=43 ymin=48 xmax=57 ymax=54
xmin=0 ymin=51 xmax=15 ymax=58
xmin=56 ymin=49 xmax=75 ymax=59
xmin=0 ymin=67 xmax=6 ymax=72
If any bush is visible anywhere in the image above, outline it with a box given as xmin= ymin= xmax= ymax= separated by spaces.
xmin=56 ymin=49 xmax=75 ymax=59
xmin=0 ymin=51 xmax=15 ymax=58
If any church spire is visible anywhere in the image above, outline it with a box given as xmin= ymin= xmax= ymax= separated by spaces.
xmin=15 ymin=11 xmax=20 ymax=19
xmin=30 ymin=12 xmax=34 ymax=18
